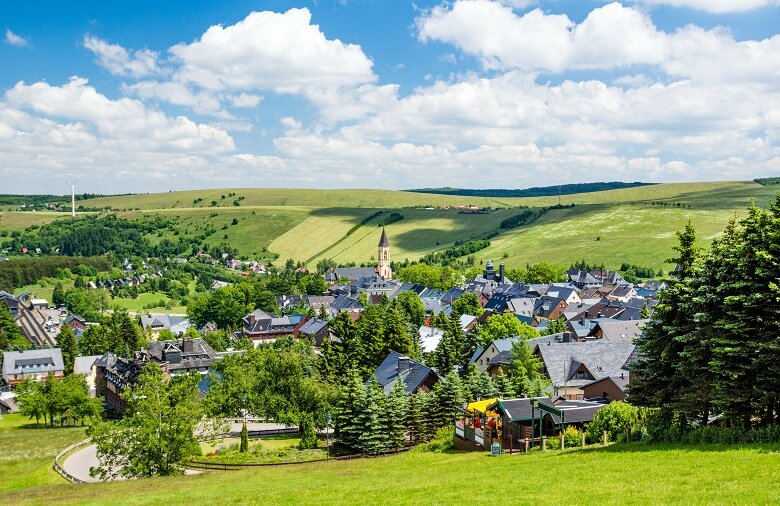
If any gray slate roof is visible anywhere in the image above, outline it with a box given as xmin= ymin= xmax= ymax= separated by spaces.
xmin=74 ymin=355 xmax=102 ymax=376
xmin=491 ymin=397 xmax=605 ymax=424
xmin=595 ymin=319 xmax=648 ymax=343
xmin=536 ymin=341 xmax=636 ymax=387
xmin=373 ymin=351 xmax=439 ymax=394
xmin=3 ymin=348 xmax=64 ymax=378
xmin=334 ymin=267 xmax=377 ymax=281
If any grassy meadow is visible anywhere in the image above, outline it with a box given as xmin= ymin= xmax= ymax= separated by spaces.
xmin=1 ymin=439 xmax=777 ymax=505
xmin=2 ymin=181 xmax=777 ymax=272
xmin=0 ymin=414 xmax=87 ymax=495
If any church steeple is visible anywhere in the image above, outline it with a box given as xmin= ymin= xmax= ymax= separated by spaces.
xmin=377 ymin=227 xmax=392 ymax=279
xmin=378 ymin=227 xmax=389 ymax=248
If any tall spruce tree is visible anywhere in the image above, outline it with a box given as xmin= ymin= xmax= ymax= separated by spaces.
xmin=711 ymin=204 xmax=778 ymax=426
xmin=383 ymin=304 xmax=414 ymax=358
xmin=355 ymin=305 xmax=386 ymax=370
xmin=385 ymin=379 xmax=409 ymax=449
xmin=57 ymin=325 xmax=77 ymax=376
xmin=334 ymin=369 xmax=365 ymax=453
xmin=357 ymin=377 xmax=390 ymax=454
xmin=631 ymin=221 xmax=700 ymax=414
xmin=406 ymin=392 xmax=428 ymax=445
xmin=678 ymin=218 xmax=740 ymax=423
xmin=431 ymin=372 xmax=464 ymax=429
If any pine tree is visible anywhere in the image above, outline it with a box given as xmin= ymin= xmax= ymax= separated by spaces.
xmin=57 ymin=325 xmax=77 ymax=376
xmin=678 ymin=218 xmax=740 ymax=423
xmin=240 ymin=422 xmax=249 ymax=453
xmin=406 ymin=392 xmax=428 ymax=445
xmin=545 ymin=316 xmax=568 ymax=335
xmin=508 ymin=339 xmax=548 ymax=397
xmin=632 ymin=221 xmax=701 ymax=414
xmin=383 ymin=304 xmax=414 ymax=358
xmin=495 ymin=370 xmax=516 ymax=399
xmin=433 ymin=314 xmax=464 ymax=375
xmin=385 ymin=379 xmax=409 ymax=449
xmin=354 ymin=305 xmax=385 ymax=370
xmin=462 ymin=364 xmax=481 ymax=402
xmin=711 ymin=204 xmax=777 ymax=426
xmin=318 ymin=305 xmax=329 ymax=320
xmin=52 ymin=282 xmax=65 ymax=307
xmin=431 ymin=372 xmax=464 ymax=429
xmin=334 ymin=369 xmax=365 ymax=453
xmin=640 ymin=303 xmax=650 ymax=319
xmin=298 ymin=412 xmax=318 ymax=450
xmin=357 ymin=377 xmax=390 ymax=454
xmin=329 ymin=311 xmax=357 ymax=378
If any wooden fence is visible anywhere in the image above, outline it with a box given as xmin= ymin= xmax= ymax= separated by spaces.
xmin=53 ymin=438 xmax=93 ymax=483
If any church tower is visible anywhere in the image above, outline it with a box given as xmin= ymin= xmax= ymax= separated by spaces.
xmin=377 ymin=227 xmax=392 ymax=280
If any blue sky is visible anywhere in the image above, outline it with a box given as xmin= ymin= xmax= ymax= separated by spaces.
xmin=1 ymin=0 xmax=779 ymax=193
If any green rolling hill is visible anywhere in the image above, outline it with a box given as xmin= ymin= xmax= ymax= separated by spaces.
xmin=1 ymin=181 xmax=776 ymax=271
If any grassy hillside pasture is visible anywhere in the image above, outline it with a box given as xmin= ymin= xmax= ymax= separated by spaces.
xmin=120 ymin=207 xmax=312 ymax=259
xmin=506 ymin=180 xmax=777 ymax=208
xmin=268 ymin=208 xmax=382 ymax=263
xmin=475 ymin=204 xmax=744 ymax=271
xmin=76 ymin=181 xmax=775 ymax=211
xmin=2 ymin=444 xmax=778 ymax=505
xmin=79 ymin=188 xmax=504 ymax=211
xmin=0 ymin=211 xmax=68 ymax=232
xmin=303 ymin=208 xmax=529 ymax=266
xmin=3 ymin=182 xmax=776 ymax=273
xmin=0 ymin=414 xmax=86 ymax=495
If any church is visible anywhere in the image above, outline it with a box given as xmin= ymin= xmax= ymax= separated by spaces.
xmin=377 ymin=227 xmax=392 ymax=280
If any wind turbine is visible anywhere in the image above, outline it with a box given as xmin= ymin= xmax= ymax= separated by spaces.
xmin=69 ymin=177 xmax=81 ymax=218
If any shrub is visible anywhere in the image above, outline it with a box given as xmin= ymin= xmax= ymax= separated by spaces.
xmin=240 ymin=423 xmax=249 ymax=453
xmin=586 ymin=401 xmax=639 ymax=443
xmin=298 ymin=413 xmax=319 ymax=450
xmin=546 ymin=436 xmax=561 ymax=450
xmin=416 ymin=426 xmax=454 ymax=453
xmin=645 ymin=413 xmax=780 ymax=444
xmin=563 ymin=426 xmax=583 ymax=448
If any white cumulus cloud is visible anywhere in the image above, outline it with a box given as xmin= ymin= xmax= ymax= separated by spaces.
xmin=170 ymin=8 xmax=375 ymax=93
xmin=83 ymin=35 xmax=161 ymax=78
xmin=416 ymin=1 xmax=780 ymax=84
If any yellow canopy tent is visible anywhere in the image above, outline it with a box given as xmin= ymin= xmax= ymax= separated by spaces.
xmin=467 ymin=398 xmax=498 ymax=417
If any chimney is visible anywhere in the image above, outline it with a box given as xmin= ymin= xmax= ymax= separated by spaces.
xmin=499 ymin=262 xmax=505 ymax=283
xmin=397 ymin=356 xmax=411 ymax=374
xmin=182 ymin=339 xmax=194 ymax=353
xmin=597 ymin=312 xmax=604 ymax=318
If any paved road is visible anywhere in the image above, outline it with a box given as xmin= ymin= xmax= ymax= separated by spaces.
xmin=61 ymin=444 xmax=117 ymax=483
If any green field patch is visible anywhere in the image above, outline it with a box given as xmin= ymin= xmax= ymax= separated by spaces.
xmin=0 ymin=211 xmax=69 ymax=232
xmin=0 ymin=414 xmax=86 ymax=494
xmin=1 ymin=442 xmax=778 ymax=505
xmin=476 ymin=204 xmax=744 ymax=271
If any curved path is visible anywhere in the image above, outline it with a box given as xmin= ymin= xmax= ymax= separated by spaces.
xmin=58 ymin=422 xmax=291 ymax=482
xmin=61 ymin=444 xmax=119 ymax=483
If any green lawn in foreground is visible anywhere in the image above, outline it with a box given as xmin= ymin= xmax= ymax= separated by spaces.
xmin=2 ymin=443 xmax=778 ymax=505
xmin=0 ymin=414 xmax=86 ymax=494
